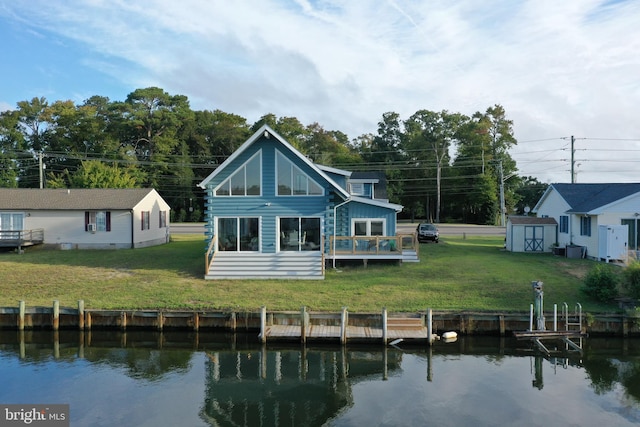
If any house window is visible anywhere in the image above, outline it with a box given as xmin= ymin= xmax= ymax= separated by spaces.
xmin=276 ymin=150 xmax=323 ymax=196
xmin=215 ymin=152 xmax=261 ymax=196
xmin=159 ymin=211 xmax=167 ymax=228
xmin=350 ymin=183 xmax=365 ymax=196
xmin=559 ymin=215 xmax=568 ymax=233
xmin=353 ymin=219 xmax=385 ymax=236
xmin=85 ymin=211 xmax=111 ymax=232
xmin=580 ymin=216 xmax=591 ymax=236
xmin=141 ymin=211 xmax=150 ymax=230
xmin=217 ymin=217 xmax=260 ymax=251
xmin=279 ymin=217 xmax=321 ymax=251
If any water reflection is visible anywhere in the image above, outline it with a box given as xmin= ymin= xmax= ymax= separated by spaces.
xmin=0 ymin=332 xmax=639 ymax=426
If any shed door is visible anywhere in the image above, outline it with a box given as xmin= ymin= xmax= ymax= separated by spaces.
xmin=524 ymin=226 xmax=544 ymax=251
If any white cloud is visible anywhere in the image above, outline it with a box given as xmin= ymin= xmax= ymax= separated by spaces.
xmin=1 ymin=0 xmax=639 ymax=183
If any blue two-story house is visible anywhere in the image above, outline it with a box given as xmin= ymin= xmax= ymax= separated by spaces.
xmin=198 ymin=125 xmax=418 ymax=279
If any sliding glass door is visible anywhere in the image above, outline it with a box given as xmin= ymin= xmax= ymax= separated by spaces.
xmin=279 ymin=217 xmax=321 ymax=251
xmin=217 ymin=217 xmax=259 ymax=251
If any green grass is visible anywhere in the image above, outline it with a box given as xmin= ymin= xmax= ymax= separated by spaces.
xmin=0 ymin=235 xmax=618 ymax=313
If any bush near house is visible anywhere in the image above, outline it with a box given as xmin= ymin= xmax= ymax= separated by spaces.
xmin=622 ymin=261 xmax=640 ymax=300
xmin=582 ymin=264 xmax=620 ymax=303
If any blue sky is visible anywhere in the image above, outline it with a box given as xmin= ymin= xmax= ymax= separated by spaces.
xmin=1 ymin=0 xmax=639 ymax=184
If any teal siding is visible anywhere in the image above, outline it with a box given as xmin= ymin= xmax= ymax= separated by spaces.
xmin=346 ymin=202 xmax=397 ymax=235
xmin=203 ymin=134 xmax=400 ymax=258
xmin=323 ymin=171 xmax=348 ymax=191
xmin=204 ymin=136 xmax=343 ymax=253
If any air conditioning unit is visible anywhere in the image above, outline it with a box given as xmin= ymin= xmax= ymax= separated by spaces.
xmin=88 ymin=223 xmax=97 ymax=232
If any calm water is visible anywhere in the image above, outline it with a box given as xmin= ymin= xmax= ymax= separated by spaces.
xmin=0 ymin=331 xmax=639 ymax=427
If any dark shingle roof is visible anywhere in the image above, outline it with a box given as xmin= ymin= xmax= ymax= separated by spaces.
xmin=552 ymin=183 xmax=640 ymax=213
xmin=0 ymin=188 xmax=158 ymax=210
xmin=508 ymin=216 xmax=557 ymax=225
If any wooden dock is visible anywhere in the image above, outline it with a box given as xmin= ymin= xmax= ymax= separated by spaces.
xmin=261 ymin=307 xmax=434 ymax=345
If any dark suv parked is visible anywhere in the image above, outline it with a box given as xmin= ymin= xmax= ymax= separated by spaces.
xmin=416 ymin=223 xmax=439 ymax=243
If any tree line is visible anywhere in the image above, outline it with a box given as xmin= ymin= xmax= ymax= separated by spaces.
xmin=0 ymin=86 xmax=547 ymax=224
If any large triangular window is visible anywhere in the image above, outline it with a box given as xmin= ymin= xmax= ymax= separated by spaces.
xmin=276 ymin=150 xmax=323 ymax=196
xmin=215 ymin=151 xmax=261 ymax=196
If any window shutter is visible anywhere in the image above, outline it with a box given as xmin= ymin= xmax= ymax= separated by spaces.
xmin=141 ymin=212 xmax=144 ymax=230
xmin=106 ymin=212 xmax=111 ymax=232
xmin=85 ymin=212 xmax=89 ymax=231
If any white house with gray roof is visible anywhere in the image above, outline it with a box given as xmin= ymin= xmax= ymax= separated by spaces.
xmin=0 ymin=188 xmax=171 ymax=249
xmin=533 ymin=183 xmax=640 ymax=261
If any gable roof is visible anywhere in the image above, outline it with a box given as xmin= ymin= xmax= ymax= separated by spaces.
xmin=535 ymin=183 xmax=640 ymax=214
xmin=0 ymin=188 xmax=163 ymax=210
xmin=317 ymin=164 xmax=352 ymax=177
xmin=197 ymin=125 xmax=351 ymax=199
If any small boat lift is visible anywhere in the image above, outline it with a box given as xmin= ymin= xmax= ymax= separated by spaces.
xmin=513 ymin=281 xmax=587 ymax=356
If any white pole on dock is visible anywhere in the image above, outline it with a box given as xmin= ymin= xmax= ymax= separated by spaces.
xmin=529 ymin=304 xmax=534 ymax=331
xmin=301 ymin=306 xmax=307 ymax=344
xmin=340 ymin=307 xmax=348 ymax=345
xmin=553 ymin=304 xmax=558 ymax=332
xmin=382 ymin=308 xmax=388 ymax=344
xmin=260 ymin=306 xmax=266 ymax=343
xmin=427 ymin=308 xmax=433 ymax=346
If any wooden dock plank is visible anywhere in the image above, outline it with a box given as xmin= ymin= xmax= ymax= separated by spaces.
xmin=264 ymin=317 xmax=430 ymax=342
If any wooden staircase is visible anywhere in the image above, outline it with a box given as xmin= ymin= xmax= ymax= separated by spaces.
xmin=401 ymin=249 xmax=419 ymax=262
xmin=205 ymin=252 xmax=324 ymax=280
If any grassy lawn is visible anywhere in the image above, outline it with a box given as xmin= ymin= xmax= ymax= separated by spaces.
xmin=0 ymin=234 xmax=618 ymax=314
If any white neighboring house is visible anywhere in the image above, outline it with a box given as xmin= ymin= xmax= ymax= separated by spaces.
xmin=532 ymin=183 xmax=640 ymax=261
xmin=0 ymin=188 xmax=171 ymax=249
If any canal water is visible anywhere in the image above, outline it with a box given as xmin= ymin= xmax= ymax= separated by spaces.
xmin=0 ymin=331 xmax=639 ymax=427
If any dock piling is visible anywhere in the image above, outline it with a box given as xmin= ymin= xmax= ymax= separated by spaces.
xmin=78 ymin=300 xmax=85 ymax=330
xmin=260 ymin=306 xmax=266 ymax=343
xmin=52 ymin=300 xmax=59 ymax=331
xmin=301 ymin=306 xmax=308 ymax=344
xmin=18 ymin=300 xmax=25 ymax=331
xmin=427 ymin=308 xmax=433 ymax=345
xmin=340 ymin=307 xmax=348 ymax=344
xmin=382 ymin=308 xmax=388 ymax=344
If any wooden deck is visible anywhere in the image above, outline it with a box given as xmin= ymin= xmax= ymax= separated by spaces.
xmin=0 ymin=229 xmax=44 ymax=248
xmin=264 ymin=316 xmax=430 ymax=343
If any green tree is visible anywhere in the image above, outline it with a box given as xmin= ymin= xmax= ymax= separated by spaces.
xmin=0 ymin=110 xmax=24 ymax=187
xmin=116 ymin=87 xmax=193 ymax=189
xmin=13 ymin=97 xmax=52 ymax=187
xmin=404 ymin=110 xmax=463 ymax=223
xmin=48 ymin=160 xmax=140 ymax=188
xmin=360 ymin=112 xmax=407 ymax=204
xmin=513 ymin=176 xmax=547 ymax=215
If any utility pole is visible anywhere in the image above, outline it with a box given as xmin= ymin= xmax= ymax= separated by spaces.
xmin=570 ymin=135 xmax=575 ymax=183
xmin=39 ymin=151 xmax=44 ymax=189
xmin=499 ymin=160 xmax=505 ymax=227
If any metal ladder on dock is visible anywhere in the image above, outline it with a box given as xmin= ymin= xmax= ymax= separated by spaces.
xmin=562 ymin=302 xmax=584 ymax=353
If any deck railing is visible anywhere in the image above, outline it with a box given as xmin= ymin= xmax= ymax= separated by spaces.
xmin=329 ymin=234 xmax=418 ymax=256
xmin=0 ymin=229 xmax=45 ymax=247
xmin=204 ymin=235 xmax=218 ymax=276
